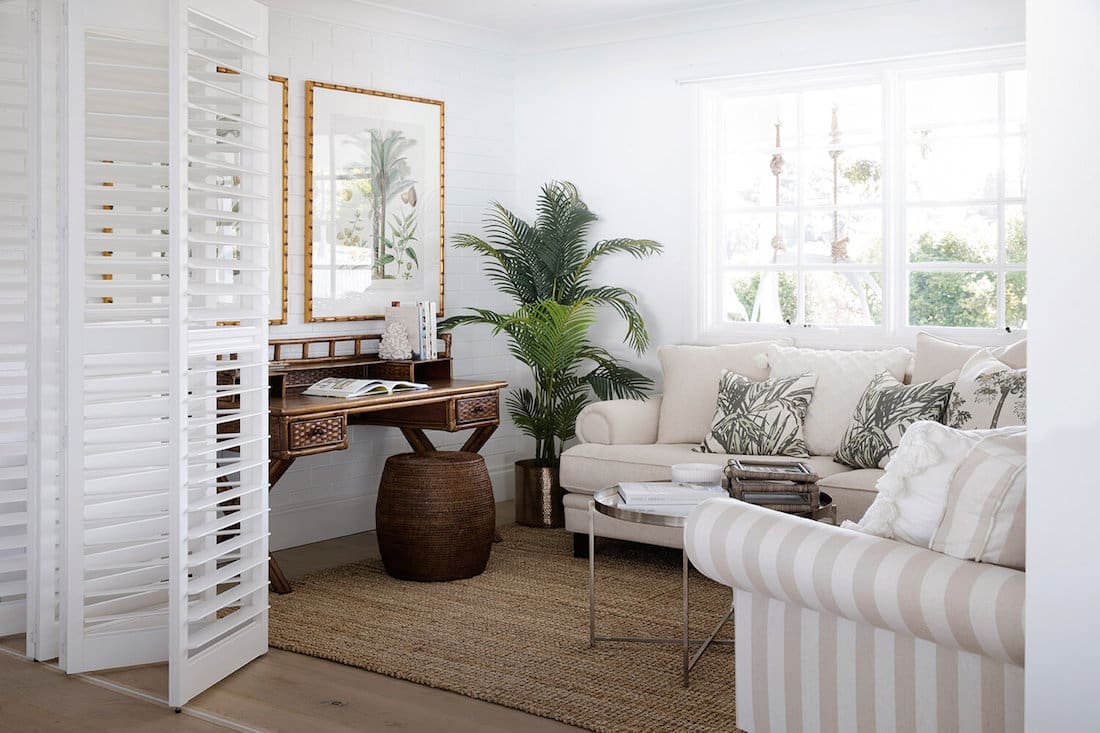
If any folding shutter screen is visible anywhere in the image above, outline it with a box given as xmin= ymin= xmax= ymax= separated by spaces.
xmin=27 ymin=0 xmax=64 ymax=663
xmin=62 ymin=1 xmax=269 ymax=701
xmin=168 ymin=0 xmax=269 ymax=707
xmin=0 ymin=0 xmax=32 ymax=641
xmin=63 ymin=0 xmax=176 ymax=672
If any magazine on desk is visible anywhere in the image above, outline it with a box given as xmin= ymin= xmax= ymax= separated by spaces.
xmin=302 ymin=377 xmax=430 ymax=398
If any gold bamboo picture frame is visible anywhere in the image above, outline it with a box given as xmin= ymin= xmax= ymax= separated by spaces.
xmin=269 ymin=74 xmax=289 ymax=325
xmin=304 ymin=80 xmax=445 ymax=322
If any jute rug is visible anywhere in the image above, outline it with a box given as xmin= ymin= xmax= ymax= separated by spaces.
xmin=268 ymin=525 xmax=739 ymax=733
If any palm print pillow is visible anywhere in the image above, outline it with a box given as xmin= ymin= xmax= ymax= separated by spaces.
xmin=834 ymin=371 xmax=955 ymax=469
xmin=696 ymin=371 xmax=816 ymax=457
xmin=945 ymin=351 xmax=1026 ymax=430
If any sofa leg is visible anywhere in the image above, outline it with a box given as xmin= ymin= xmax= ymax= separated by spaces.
xmin=572 ymin=532 xmax=589 ymax=559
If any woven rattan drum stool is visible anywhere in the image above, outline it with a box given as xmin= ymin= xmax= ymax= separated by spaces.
xmin=376 ymin=451 xmax=496 ymax=581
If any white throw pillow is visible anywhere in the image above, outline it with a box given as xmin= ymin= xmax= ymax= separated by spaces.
xmin=766 ymin=344 xmax=910 ymax=456
xmin=930 ymin=430 xmax=1026 ymax=570
xmin=945 ymin=350 xmax=1027 ymax=430
xmin=843 ymin=421 xmax=1025 ymax=549
xmin=911 ymin=332 xmax=1026 ymax=384
xmin=656 ymin=340 xmax=792 ymax=444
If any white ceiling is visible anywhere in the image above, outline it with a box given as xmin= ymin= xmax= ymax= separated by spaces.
xmin=352 ymin=0 xmax=755 ymax=35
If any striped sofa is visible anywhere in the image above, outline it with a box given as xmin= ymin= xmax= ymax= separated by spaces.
xmin=685 ymin=498 xmax=1024 ymax=733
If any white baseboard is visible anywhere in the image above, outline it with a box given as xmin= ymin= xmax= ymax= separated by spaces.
xmin=270 ymin=465 xmax=515 ymax=551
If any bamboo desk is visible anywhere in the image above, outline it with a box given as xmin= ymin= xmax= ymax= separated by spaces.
xmin=265 ymin=334 xmax=507 ymax=593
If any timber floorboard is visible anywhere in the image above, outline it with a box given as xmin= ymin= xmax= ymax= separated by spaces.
xmin=21 ymin=500 xmax=582 ymax=732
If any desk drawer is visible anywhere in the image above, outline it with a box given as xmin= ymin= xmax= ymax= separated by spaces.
xmin=455 ymin=395 xmax=498 ymax=425
xmin=288 ymin=416 xmax=346 ymax=450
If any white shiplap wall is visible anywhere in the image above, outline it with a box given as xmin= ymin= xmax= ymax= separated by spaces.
xmin=264 ymin=0 xmax=524 ymax=550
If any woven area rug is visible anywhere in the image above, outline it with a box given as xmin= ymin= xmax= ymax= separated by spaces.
xmin=268 ymin=524 xmax=738 ymax=733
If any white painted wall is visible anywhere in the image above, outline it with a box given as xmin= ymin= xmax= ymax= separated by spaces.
xmin=1025 ymin=0 xmax=1100 ymax=727
xmin=514 ymin=0 xmax=1026 ymax=379
xmin=263 ymin=0 xmax=524 ymax=549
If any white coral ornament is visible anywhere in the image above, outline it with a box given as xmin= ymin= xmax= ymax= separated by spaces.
xmin=379 ymin=322 xmax=413 ymax=360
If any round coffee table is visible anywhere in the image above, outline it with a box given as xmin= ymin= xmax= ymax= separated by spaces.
xmin=586 ymin=486 xmax=734 ymax=688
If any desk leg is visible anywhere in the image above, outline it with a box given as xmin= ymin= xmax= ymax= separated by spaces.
xmin=268 ymin=457 xmax=296 ymax=594
xmin=461 ymin=424 xmax=497 ymax=453
xmin=400 ymin=427 xmax=437 ymax=453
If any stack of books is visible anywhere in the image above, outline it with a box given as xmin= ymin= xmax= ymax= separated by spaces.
xmin=725 ymin=460 xmax=820 ymax=514
xmin=616 ymin=481 xmax=727 ymax=516
xmin=384 ymin=301 xmax=438 ymax=360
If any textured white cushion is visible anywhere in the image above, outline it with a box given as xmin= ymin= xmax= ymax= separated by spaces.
xmin=766 ymin=344 xmax=911 ymax=456
xmin=911 ymin=332 xmax=1026 ymax=383
xmin=844 ymin=421 xmax=1025 ymax=549
xmin=656 ymin=340 xmax=792 ymax=444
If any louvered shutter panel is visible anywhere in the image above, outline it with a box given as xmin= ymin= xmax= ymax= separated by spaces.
xmin=62 ymin=2 xmax=175 ymax=672
xmin=168 ymin=0 xmax=269 ymax=707
xmin=0 ymin=0 xmax=31 ymax=640
xmin=27 ymin=0 xmax=64 ymax=662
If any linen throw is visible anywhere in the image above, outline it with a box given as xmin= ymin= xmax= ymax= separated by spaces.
xmin=697 ymin=371 xmax=815 ymax=457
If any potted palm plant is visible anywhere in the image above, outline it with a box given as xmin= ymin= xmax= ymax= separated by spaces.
xmin=440 ymin=181 xmax=661 ymax=526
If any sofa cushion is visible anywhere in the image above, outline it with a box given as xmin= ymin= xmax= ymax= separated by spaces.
xmin=834 ymin=370 xmax=955 ymax=469
xmin=911 ymin=331 xmax=1026 ymax=383
xmin=843 ymin=421 xmax=1025 ymax=550
xmin=656 ymin=340 xmax=792 ymax=445
xmin=930 ymin=429 xmax=1026 ymax=570
xmin=559 ymin=442 xmax=852 ymax=495
xmin=698 ymin=372 xmax=815 ymax=457
xmin=945 ymin=350 xmax=1027 ymax=430
xmin=766 ymin=344 xmax=911 ymax=456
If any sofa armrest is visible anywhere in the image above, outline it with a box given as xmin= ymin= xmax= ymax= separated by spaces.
xmin=685 ymin=498 xmax=1024 ymax=666
xmin=574 ymin=396 xmax=663 ymax=445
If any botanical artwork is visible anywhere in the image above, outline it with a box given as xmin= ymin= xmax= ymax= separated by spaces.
xmin=269 ymin=74 xmax=289 ymax=324
xmin=306 ymin=82 xmax=443 ymax=321
xmin=696 ymin=371 xmax=817 ymax=458
xmin=947 ymin=360 xmax=1027 ymax=430
xmin=834 ymin=371 xmax=955 ymax=469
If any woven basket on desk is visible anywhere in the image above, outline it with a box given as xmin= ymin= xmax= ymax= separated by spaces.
xmin=376 ymin=451 xmax=495 ymax=581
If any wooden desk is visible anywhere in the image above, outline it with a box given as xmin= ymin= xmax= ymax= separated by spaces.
xmin=265 ymin=334 xmax=507 ymax=593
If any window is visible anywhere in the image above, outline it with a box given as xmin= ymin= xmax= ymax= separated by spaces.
xmin=700 ymin=51 xmax=1026 ymax=337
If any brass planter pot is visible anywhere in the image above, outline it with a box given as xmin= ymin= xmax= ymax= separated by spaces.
xmin=514 ymin=459 xmax=564 ymax=528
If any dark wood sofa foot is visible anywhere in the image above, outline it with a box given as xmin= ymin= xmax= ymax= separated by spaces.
xmin=572 ymin=532 xmax=589 ymax=559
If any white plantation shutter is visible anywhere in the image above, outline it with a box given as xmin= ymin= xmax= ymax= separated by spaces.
xmin=27 ymin=0 xmax=64 ymax=662
xmin=62 ymin=3 xmax=174 ymax=671
xmin=169 ymin=0 xmax=269 ymax=705
xmin=0 ymin=0 xmax=31 ymax=641
xmin=61 ymin=1 xmax=269 ymax=701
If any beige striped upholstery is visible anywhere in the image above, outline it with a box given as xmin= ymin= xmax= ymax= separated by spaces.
xmin=685 ymin=499 xmax=1024 ymax=733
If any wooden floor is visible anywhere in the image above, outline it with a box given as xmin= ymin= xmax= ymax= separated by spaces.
xmin=0 ymin=501 xmax=584 ymax=732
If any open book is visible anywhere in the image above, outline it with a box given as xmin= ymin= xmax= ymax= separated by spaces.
xmin=302 ymin=377 xmax=430 ymax=398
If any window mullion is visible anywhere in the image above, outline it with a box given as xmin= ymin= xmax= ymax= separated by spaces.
xmin=996 ymin=69 xmax=1008 ymax=329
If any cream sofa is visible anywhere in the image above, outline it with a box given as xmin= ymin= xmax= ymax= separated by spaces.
xmin=560 ymin=395 xmax=882 ymax=553
xmin=559 ymin=336 xmax=1026 ymax=556
xmin=684 ymin=499 xmax=1024 ymax=733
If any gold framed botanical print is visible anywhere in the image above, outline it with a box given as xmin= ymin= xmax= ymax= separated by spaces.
xmin=269 ymin=74 xmax=289 ymax=325
xmin=304 ymin=81 xmax=444 ymax=322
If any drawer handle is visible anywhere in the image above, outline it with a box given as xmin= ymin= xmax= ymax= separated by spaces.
xmin=309 ymin=426 xmax=325 ymax=437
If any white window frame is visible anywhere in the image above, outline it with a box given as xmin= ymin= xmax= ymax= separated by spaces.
xmin=696 ymin=46 xmax=1026 ymax=347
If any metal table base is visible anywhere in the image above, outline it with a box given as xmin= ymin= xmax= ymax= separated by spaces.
xmin=587 ymin=499 xmax=734 ymax=687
